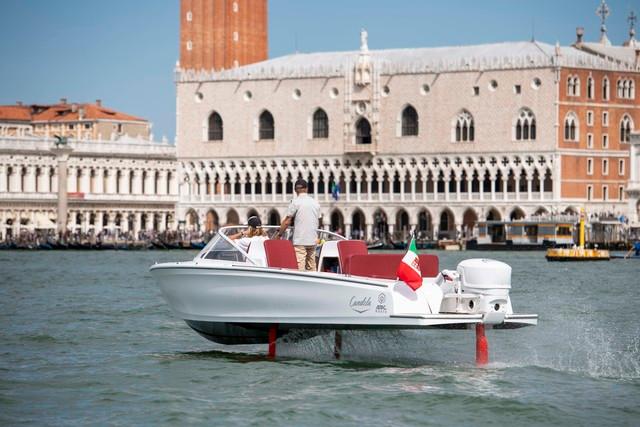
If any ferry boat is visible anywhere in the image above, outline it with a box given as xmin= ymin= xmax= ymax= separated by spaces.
xmin=466 ymin=217 xmax=576 ymax=250
xmin=150 ymin=226 xmax=537 ymax=363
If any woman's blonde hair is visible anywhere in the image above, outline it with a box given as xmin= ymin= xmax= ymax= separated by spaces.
xmin=246 ymin=226 xmax=266 ymax=237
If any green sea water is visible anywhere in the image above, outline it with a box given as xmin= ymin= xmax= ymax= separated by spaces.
xmin=1 ymin=250 xmax=638 ymax=426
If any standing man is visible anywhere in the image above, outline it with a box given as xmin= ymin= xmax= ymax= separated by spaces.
xmin=276 ymin=178 xmax=320 ymax=271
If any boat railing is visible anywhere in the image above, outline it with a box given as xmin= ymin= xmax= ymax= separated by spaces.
xmin=197 ymin=225 xmax=346 ymax=265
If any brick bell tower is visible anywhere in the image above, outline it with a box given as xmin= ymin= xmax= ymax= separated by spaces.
xmin=179 ymin=0 xmax=268 ymax=71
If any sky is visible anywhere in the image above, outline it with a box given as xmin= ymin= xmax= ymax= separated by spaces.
xmin=0 ymin=0 xmax=637 ymax=141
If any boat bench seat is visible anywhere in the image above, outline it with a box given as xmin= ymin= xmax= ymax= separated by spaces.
xmin=348 ymin=254 xmax=439 ymax=280
xmin=336 ymin=240 xmax=368 ymax=274
xmin=264 ymin=239 xmax=299 ymax=269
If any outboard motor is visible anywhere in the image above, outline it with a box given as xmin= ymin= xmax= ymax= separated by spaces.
xmin=439 ymin=259 xmax=511 ymax=324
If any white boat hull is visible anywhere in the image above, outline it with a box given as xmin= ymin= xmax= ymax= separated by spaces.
xmin=150 ymin=261 xmax=536 ymax=345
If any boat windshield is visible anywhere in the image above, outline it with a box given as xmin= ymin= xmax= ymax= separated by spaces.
xmin=196 ymin=225 xmax=345 ymax=264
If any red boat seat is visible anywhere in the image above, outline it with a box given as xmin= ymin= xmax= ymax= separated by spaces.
xmin=347 ymin=254 xmax=439 ymax=280
xmin=337 ymin=240 xmax=368 ymax=274
xmin=264 ymin=239 xmax=298 ymax=269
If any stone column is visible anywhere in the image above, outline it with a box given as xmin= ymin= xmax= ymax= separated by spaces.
xmin=345 ymin=222 xmax=352 ymax=239
xmin=81 ymin=168 xmax=91 ymax=193
xmin=552 ymin=154 xmax=561 ymax=201
xmin=345 ymin=178 xmax=351 ymax=202
xmin=159 ymin=212 xmax=167 ymax=232
xmin=365 ymin=222 xmax=372 ymax=241
xmin=146 ymin=212 xmax=154 ymax=231
xmin=107 ymin=169 xmax=118 ymax=194
xmin=143 ymin=171 xmax=153 ymax=195
xmin=444 ymin=176 xmax=450 ymax=201
xmin=8 ymin=166 xmax=19 ymax=192
xmin=455 ymin=177 xmax=461 ymax=201
xmin=67 ymin=167 xmax=77 ymax=193
xmin=94 ymin=167 xmax=104 ymax=194
xmin=134 ymin=212 xmax=142 ymax=236
xmin=489 ymin=174 xmax=496 ymax=201
xmin=132 ymin=169 xmax=142 ymax=195
xmin=118 ymin=169 xmax=129 ymax=194
xmin=467 ymin=179 xmax=473 ymax=201
xmin=502 ymin=177 xmax=508 ymax=201
xmin=527 ymin=177 xmax=533 ymax=201
xmin=157 ymin=170 xmax=167 ymax=196
xmin=51 ymin=146 xmax=73 ymax=234
xmin=24 ymin=166 xmax=36 ymax=192
xmin=198 ymin=175 xmax=206 ymax=202
xmin=0 ymin=165 xmax=7 ymax=193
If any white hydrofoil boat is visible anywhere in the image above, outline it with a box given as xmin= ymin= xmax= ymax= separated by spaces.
xmin=150 ymin=226 xmax=537 ymax=363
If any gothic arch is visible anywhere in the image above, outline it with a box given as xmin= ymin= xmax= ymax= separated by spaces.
xmin=509 ymin=207 xmax=526 ymax=220
xmin=312 ymin=108 xmax=329 ymax=139
xmin=330 ymin=208 xmax=344 ymax=234
xmin=207 ymin=111 xmax=223 ymax=141
xmin=226 ymin=209 xmax=240 ymax=225
xmin=453 ymin=109 xmax=475 ymax=142
xmin=355 ymin=117 xmax=372 ymax=144
xmin=486 ymin=207 xmax=502 ymax=221
xmin=258 ymin=110 xmax=275 ymax=140
xmin=400 ymin=104 xmax=419 ymax=136
xmin=438 ymin=208 xmax=455 ymax=239
xmin=462 ymin=208 xmax=478 ymax=238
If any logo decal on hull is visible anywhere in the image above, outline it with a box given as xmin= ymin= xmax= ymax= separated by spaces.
xmin=376 ymin=293 xmax=387 ymax=313
xmin=349 ymin=296 xmax=372 ymax=314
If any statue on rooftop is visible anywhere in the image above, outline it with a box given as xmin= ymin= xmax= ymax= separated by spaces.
xmin=360 ymin=28 xmax=369 ymax=52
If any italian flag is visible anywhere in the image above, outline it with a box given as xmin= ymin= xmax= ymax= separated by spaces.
xmin=396 ymin=237 xmax=422 ymax=291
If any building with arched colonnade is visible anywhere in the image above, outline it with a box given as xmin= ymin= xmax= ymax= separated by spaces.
xmin=173 ymin=2 xmax=638 ymax=241
xmin=0 ymin=135 xmax=177 ymax=239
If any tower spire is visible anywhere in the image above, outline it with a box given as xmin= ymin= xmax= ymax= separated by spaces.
xmin=596 ymin=0 xmax=611 ymax=46
xmin=625 ymin=10 xmax=638 ymax=47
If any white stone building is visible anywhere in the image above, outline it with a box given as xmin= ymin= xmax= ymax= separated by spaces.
xmin=0 ymin=135 xmax=177 ymax=239
xmin=174 ymin=33 xmax=639 ymax=241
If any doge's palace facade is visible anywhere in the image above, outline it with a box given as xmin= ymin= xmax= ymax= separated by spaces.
xmin=175 ymin=21 xmax=637 ymax=240
xmin=0 ymin=135 xmax=177 ymax=239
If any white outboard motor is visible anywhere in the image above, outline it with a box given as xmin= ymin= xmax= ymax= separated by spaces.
xmin=439 ymin=259 xmax=511 ymax=324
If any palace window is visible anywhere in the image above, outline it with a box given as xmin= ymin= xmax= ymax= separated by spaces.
xmin=587 ymin=76 xmax=594 ymax=99
xmin=619 ymin=186 xmax=625 ymax=201
xmin=602 ymin=76 xmax=610 ymax=100
xmin=587 ymin=158 xmax=593 ymax=175
xmin=564 ymin=112 xmax=578 ymax=141
xmin=454 ymin=110 xmax=474 ymax=142
xmin=567 ymin=75 xmax=580 ymax=96
xmin=587 ymin=185 xmax=593 ymax=201
xmin=587 ymin=133 xmax=593 ymax=148
xmin=602 ymin=159 xmax=609 ymax=175
xmin=620 ymin=115 xmax=633 ymax=143
xmin=401 ymin=105 xmax=419 ymax=136
xmin=259 ymin=111 xmax=274 ymax=140
xmin=355 ymin=117 xmax=372 ymax=144
xmin=207 ymin=111 xmax=223 ymax=141
xmin=602 ymin=111 xmax=609 ymax=127
xmin=602 ymin=185 xmax=608 ymax=201
xmin=617 ymin=78 xmax=635 ymax=99
xmin=514 ymin=108 xmax=536 ymax=141
xmin=619 ymin=159 xmax=625 ymax=175
xmin=602 ymin=134 xmax=608 ymax=149
xmin=312 ymin=108 xmax=329 ymax=139
xmin=587 ymin=111 xmax=593 ymax=126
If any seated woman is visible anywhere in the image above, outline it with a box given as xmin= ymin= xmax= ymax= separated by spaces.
xmin=230 ymin=215 xmax=268 ymax=252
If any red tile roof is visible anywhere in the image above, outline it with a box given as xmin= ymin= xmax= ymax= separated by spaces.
xmin=0 ymin=105 xmax=32 ymax=122
xmin=0 ymin=102 xmax=147 ymax=123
